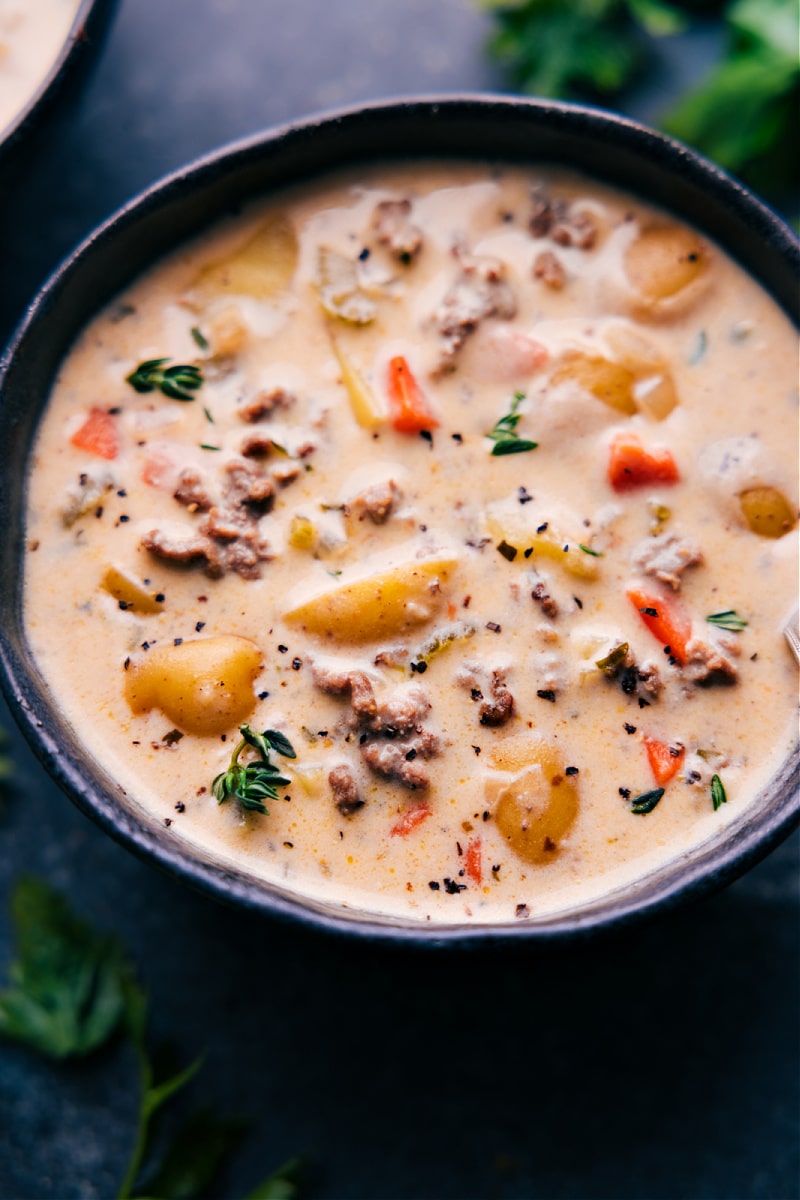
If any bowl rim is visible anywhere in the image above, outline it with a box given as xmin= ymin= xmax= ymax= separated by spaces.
xmin=1 ymin=93 xmax=798 ymax=946
xmin=0 ymin=0 xmax=117 ymax=161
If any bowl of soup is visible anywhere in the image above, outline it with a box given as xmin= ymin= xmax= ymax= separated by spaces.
xmin=0 ymin=97 xmax=797 ymax=942
xmin=0 ymin=0 xmax=117 ymax=169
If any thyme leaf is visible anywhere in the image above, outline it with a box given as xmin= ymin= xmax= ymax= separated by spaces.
xmin=126 ymin=358 xmax=203 ymax=401
xmin=212 ymin=724 xmax=295 ymax=815
xmin=711 ymin=773 xmax=728 ymax=811
xmin=630 ymin=787 xmax=664 ymax=814
xmin=486 ymin=391 xmax=538 ymax=457
xmin=578 ymin=542 xmax=603 ymax=557
xmin=706 ymin=609 xmax=748 ymax=632
xmin=190 ymin=325 xmax=210 ymax=352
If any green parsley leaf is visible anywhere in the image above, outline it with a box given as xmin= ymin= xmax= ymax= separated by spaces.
xmin=480 ymin=0 xmax=684 ymax=99
xmin=706 ymin=609 xmax=748 ymax=632
xmin=0 ymin=877 xmax=128 ymax=1059
xmin=711 ymin=773 xmax=728 ymax=811
xmin=626 ymin=0 xmax=687 ymax=37
xmin=578 ymin=543 xmax=603 ymax=557
xmin=126 ymin=359 xmax=203 ymax=402
xmin=136 ymin=1109 xmax=247 ymax=1200
xmin=245 ymin=1158 xmax=303 ymax=1200
xmin=662 ymin=0 xmax=800 ymax=194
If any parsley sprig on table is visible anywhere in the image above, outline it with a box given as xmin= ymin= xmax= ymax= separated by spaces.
xmin=486 ymin=391 xmax=538 ymax=456
xmin=126 ymin=358 xmax=204 ymax=401
xmin=213 ymin=725 xmax=296 ymax=815
xmin=481 ymin=0 xmax=687 ymax=101
xmin=481 ymin=0 xmax=799 ymax=202
xmin=664 ymin=0 xmax=800 ymax=195
xmin=0 ymin=876 xmax=301 ymax=1200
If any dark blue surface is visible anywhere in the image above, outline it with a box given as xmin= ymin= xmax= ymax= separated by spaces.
xmin=0 ymin=3 xmax=797 ymax=1197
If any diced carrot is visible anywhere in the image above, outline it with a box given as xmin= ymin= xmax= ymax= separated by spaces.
xmin=627 ymin=584 xmax=692 ymax=665
xmin=608 ymin=432 xmax=678 ymax=492
xmin=464 ymin=837 xmax=482 ymax=885
xmin=386 ymin=356 xmax=439 ymax=433
xmin=390 ymin=804 xmax=432 ymax=837
xmin=70 ymin=408 xmax=119 ymax=460
xmin=643 ymin=735 xmax=685 ymax=786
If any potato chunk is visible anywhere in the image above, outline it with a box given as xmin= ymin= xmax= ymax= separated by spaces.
xmin=739 ymin=487 xmax=797 ymax=538
xmin=125 ymin=635 xmax=263 ymax=736
xmin=551 ymin=352 xmax=637 ymax=415
xmin=551 ymin=339 xmax=678 ymax=421
xmin=487 ymin=736 xmax=579 ymax=865
xmin=624 ymin=225 xmax=711 ymax=318
xmin=485 ymin=509 xmax=598 ymax=580
xmin=102 ymin=566 xmax=164 ymax=615
xmin=284 ymin=558 xmax=457 ymax=642
xmin=188 ymin=213 xmax=298 ymax=304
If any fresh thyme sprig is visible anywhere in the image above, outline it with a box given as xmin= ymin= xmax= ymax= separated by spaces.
xmin=212 ymin=725 xmax=296 ymax=815
xmin=706 ymin=609 xmax=748 ymax=632
xmin=486 ymin=391 xmax=539 ymax=456
xmin=126 ymin=358 xmax=204 ymax=401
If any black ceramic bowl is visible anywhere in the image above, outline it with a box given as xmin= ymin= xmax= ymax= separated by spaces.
xmin=0 ymin=96 xmax=797 ymax=943
xmin=0 ymin=0 xmax=117 ymax=175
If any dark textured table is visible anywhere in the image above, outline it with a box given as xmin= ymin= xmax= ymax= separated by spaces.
xmin=0 ymin=3 xmax=797 ymax=1198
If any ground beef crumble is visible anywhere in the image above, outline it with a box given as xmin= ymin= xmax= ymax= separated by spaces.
xmin=143 ymin=457 xmax=276 ymax=578
xmin=328 ymin=764 xmax=364 ymax=816
xmin=631 ymin=532 xmax=704 ymax=590
xmin=312 ymin=664 xmax=440 ymax=791
xmin=431 ymin=244 xmax=517 ymax=374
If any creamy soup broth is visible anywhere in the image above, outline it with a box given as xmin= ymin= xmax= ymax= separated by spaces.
xmin=24 ymin=163 xmax=799 ymax=923
xmin=0 ymin=0 xmax=81 ymax=134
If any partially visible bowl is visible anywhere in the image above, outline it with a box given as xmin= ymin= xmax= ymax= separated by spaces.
xmin=0 ymin=96 xmax=797 ymax=944
xmin=0 ymin=0 xmax=117 ymax=176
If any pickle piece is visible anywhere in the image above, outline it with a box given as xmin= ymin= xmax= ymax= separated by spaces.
xmin=740 ymin=487 xmax=797 ymax=538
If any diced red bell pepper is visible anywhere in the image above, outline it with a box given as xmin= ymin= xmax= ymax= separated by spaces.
xmin=464 ymin=837 xmax=482 ymax=885
xmin=390 ymin=804 xmax=432 ymax=837
xmin=70 ymin=408 xmax=119 ymax=460
xmin=643 ymin=735 xmax=685 ymax=786
xmin=608 ymin=432 xmax=678 ymax=492
xmin=386 ymin=356 xmax=439 ymax=433
xmin=627 ymin=585 xmax=692 ymax=666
